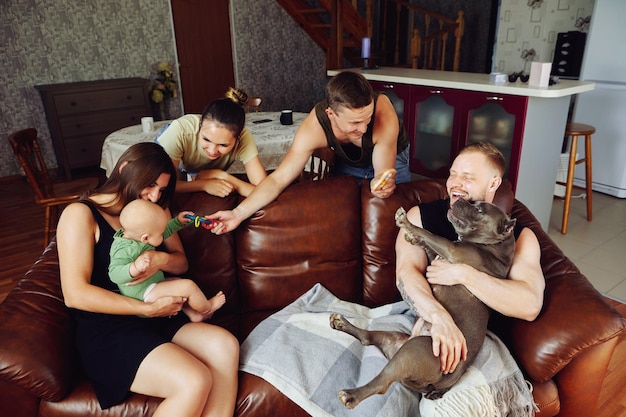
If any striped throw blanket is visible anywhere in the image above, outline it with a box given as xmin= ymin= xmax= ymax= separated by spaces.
xmin=240 ymin=284 xmax=536 ymax=417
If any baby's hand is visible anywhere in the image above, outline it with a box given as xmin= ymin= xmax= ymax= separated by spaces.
xmin=178 ymin=211 xmax=195 ymax=224
xmin=129 ymin=255 xmax=150 ymax=281
xmin=134 ymin=256 xmax=149 ymax=273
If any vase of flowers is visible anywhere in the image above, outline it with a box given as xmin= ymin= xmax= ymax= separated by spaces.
xmin=149 ymin=61 xmax=178 ymax=120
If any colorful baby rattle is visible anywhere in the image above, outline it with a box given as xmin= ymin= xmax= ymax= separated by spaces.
xmin=184 ymin=214 xmax=215 ymax=230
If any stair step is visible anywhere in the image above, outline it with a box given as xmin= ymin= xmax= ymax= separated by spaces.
xmin=311 ymin=23 xmax=331 ymax=29
xmin=298 ymin=8 xmax=327 ymax=14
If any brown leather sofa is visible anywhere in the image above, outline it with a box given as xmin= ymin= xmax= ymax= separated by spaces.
xmin=1 ymin=177 xmax=624 ymax=417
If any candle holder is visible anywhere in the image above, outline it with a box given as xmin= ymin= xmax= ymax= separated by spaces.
xmin=362 ymin=58 xmax=379 ymax=70
xmin=360 ymin=37 xmax=378 ymax=70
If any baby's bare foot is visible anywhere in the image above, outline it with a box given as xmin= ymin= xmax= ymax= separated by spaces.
xmin=202 ymin=291 xmax=226 ymax=320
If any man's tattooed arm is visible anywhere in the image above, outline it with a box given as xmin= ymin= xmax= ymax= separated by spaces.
xmin=397 ymin=275 xmax=418 ymax=315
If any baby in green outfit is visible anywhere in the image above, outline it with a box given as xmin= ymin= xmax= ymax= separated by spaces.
xmin=109 ymin=199 xmax=225 ymax=321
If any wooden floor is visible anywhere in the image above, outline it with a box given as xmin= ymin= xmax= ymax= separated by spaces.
xmin=0 ymin=174 xmax=624 ymax=416
xmin=0 ymin=175 xmax=49 ymax=300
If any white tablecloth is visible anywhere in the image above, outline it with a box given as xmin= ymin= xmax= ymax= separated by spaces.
xmin=100 ymin=111 xmax=307 ymax=177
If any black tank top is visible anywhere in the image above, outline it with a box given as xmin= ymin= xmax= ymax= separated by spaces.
xmin=80 ymin=200 xmax=119 ymax=292
xmin=314 ymin=92 xmax=409 ymax=168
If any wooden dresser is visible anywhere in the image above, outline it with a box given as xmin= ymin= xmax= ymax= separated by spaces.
xmin=36 ymin=78 xmax=152 ymax=179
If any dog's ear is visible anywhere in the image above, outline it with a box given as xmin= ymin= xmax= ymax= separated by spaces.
xmin=500 ymin=217 xmax=517 ymax=236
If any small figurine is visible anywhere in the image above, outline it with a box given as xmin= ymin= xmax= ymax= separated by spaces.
xmin=184 ymin=213 xmax=215 ymax=230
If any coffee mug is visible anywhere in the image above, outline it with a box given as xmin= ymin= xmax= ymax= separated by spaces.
xmin=280 ymin=110 xmax=293 ymax=125
xmin=141 ymin=117 xmax=154 ymax=133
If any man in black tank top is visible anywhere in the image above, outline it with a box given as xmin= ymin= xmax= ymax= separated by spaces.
xmin=395 ymin=142 xmax=545 ymax=376
xmin=209 ymin=71 xmax=410 ymax=235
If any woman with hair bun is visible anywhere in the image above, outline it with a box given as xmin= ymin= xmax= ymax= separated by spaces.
xmin=155 ymin=87 xmax=266 ymax=197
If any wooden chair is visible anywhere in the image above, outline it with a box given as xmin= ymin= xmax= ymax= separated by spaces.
xmin=299 ymin=147 xmax=335 ymax=182
xmin=8 ymin=128 xmax=100 ymax=247
xmin=245 ymin=97 xmax=263 ymax=112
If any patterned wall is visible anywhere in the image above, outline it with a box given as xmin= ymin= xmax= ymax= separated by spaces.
xmin=0 ymin=0 xmax=180 ymax=177
xmin=493 ymin=0 xmax=594 ymax=76
xmin=231 ymin=0 xmax=328 ymax=115
xmin=0 ymin=0 xmax=326 ymax=178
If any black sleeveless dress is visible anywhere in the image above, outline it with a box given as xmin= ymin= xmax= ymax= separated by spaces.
xmin=73 ymin=201 xmax=189 ymax=409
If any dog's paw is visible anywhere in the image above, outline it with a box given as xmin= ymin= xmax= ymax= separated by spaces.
xmin=338 ymin=389 xmax=359 ymax=409
xmin=425 ymin=387 xmax=450 ymax=400
xmin=329 ymin=313 xmax=346 ymax=330
xmin=395 ymin=207 xmax=408 ymax=227
xmin=396 ymin=207 xmax=425 ymax=246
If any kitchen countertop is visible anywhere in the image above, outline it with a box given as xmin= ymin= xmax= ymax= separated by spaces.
xmin=328 ymin=67 xmax=594 ymax=98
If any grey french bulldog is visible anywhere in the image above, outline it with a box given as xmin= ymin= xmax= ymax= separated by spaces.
xmin=330 ymin=198 xmax=516 ymax=408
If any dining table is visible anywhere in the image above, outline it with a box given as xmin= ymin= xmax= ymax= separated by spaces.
xmin=100 ymin=111 xmax=308 ymax=177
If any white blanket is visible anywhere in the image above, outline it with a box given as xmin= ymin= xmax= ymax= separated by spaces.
xmin=240 ymin=284 xmax=536 ymax=417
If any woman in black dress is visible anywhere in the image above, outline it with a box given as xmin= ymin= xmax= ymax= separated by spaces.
xmin=56 ymin=142 xmax=238 ymax=416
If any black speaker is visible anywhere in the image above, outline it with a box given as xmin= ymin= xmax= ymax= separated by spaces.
xmin=552 ymin=31 xmax=587 ymax=78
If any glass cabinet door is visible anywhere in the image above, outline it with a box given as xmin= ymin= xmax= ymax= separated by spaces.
xmin=467 ymin=103 xmax=515 ymax=177
xmin=463 ymin=93 xmax=527 ymax=188
xmin=411 ymin=88 xmax=458 ymax=178
xmin=369 ymin=80 xmax=413 ymax=134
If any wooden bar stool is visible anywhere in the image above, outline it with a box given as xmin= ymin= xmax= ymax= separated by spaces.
xmin=556 ymin=122 xmax=594 ymax=234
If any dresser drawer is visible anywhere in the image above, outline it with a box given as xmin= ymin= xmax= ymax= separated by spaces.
xmin=59 ymin=107 xmax=147 ymax=138
xmin=64 ymin=135 xmax=108 ymax=169
xmin=36 ymin=78 xmax=152 ymax=179
xmin=54 ymin=87 xmax=147 ymax=115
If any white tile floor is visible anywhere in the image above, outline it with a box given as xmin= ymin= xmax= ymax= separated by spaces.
xmin=548 ymin=190 xmax=626 ymax=303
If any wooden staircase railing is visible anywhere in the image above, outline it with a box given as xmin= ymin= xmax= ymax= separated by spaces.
xmin=275 ymin=0 xmax=369 ymax=69
xmin=275 ymin=0 xmax=463 ymax=71
xmin=382 ymin=0 xmax=464 ymax=71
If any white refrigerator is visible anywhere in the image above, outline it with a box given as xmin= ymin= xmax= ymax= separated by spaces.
xmin=573 ymin=0 xmax=626 ymax=198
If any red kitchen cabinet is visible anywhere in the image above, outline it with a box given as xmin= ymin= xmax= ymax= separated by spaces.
xmin=368 ymin=80 xmax=528 ymax=191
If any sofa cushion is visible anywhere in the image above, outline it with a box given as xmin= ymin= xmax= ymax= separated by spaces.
xmin=236 ymin=176 xmax=363 ymax=314
xmin=236 ymin=374 xmax=309 ymax=417
xmin=174 ymin=191 xmax=240 ymax=334
xmin=360 ymin=180 xmax=442 ymax=306
xmin=0 ymin=244 xmax=78 ymax=402
xmin=40 ymin=380 xmax=161 ymax=417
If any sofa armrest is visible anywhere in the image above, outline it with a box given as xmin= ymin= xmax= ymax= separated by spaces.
xmin=488 ymin=199 xmax=626 ymax=417
xmin=0 ymin=242 xmax=78 ymax=403
xmin=502 ymin=200 xmax=626 ymax=384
